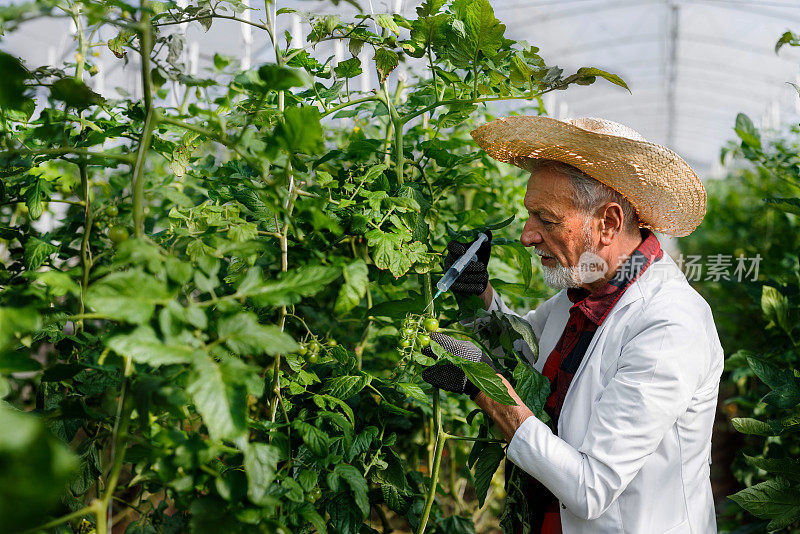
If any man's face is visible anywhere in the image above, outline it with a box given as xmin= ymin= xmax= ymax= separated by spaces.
xmin=520 ymin=167 xmax=598 ymax=289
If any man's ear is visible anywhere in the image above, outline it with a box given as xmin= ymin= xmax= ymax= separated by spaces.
xmin=598 ymin=202 xmax=624 ymax=245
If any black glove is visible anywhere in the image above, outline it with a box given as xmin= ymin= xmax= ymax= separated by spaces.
xmin=442 ymin=230 xmax=493 ymax=295
xmin=421 ymin=332 xmax=497 ymax=399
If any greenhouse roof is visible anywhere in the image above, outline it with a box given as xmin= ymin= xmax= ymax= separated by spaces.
xmin=3 ymin=0 xmax=800 ymax=177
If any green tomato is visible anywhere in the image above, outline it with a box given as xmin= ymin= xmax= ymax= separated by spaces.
xmin=311 ymin=487 xmax=322 ymax=500
xmin=417 ymin=334 xmax=431 ymax=348
xmin=327 ymin=339 xmax=337 ymax=347
xmin=297 ymin=343 xmax=308 ymax=356
xmin=108 ymin=225 xmax=129 ymax=245
xmin=423 ymin=317 xmax=439 ymax=333
xmin=401 ymin=327 xmax=415 ymax=339
xmin=308 ymin=341 xmax=321 ymax=354
xmin=305 ymin=352 xmax=319 ymax=364
xmin=398 ymin=338 xmax=411 ymax=349
xmin=104 ymin=205 xmax=119 ymax=217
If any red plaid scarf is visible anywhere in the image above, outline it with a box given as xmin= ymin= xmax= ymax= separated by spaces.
xmin=515 ymin=230 xmax=663 ymax=534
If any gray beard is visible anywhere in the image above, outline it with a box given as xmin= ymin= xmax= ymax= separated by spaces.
xmin=539 ymin=219 xmax=600 ymax=290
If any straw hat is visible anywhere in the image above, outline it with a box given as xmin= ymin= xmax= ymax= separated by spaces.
xmin=470 ymin=116 xmax=706 ymax=237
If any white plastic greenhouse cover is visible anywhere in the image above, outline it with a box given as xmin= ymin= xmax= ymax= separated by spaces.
xmin=3 ymin=0 xmax=800 ymax=178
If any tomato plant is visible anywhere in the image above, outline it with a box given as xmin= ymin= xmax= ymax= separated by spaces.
xmin=0 ymin=0 xmax=625 ymax=532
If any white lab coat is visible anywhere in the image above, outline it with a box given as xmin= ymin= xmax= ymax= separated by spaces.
xmin=488 ymin=253 xmax=723 ymax=533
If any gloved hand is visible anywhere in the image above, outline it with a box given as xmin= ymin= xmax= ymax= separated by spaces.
xmin=421 ymin=332 xmax=497 ymax=399
xmin=442 ymin=230 xmax=493 ymax=295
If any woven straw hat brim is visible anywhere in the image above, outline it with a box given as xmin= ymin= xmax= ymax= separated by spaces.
xmin=470 ymin=115 xmax=706 ymax=237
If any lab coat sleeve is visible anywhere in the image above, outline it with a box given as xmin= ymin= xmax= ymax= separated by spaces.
xmin=505 ymin=305 xmax=711 ymax=520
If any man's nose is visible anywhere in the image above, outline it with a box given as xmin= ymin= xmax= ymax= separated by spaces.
xmin=520 ymin=220 xmax=543 ymax=247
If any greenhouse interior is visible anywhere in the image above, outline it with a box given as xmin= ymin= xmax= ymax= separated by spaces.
xmin=1 ymin=0 xmax=800 ymax=532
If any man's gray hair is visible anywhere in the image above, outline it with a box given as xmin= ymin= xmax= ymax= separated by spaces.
xmin=522 ymin=158 xmax=640 ymax=234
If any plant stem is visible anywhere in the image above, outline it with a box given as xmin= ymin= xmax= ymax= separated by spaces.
xmin=387 ymin=90 xmax=404 ymax=187
xmin=400 ymin=88 xmax=557 ymax=126
xmin=99 ymin=372 xmax=134 ymax=533
xmin=132 ymin=5 xmax=155 ymax=238
xmin=21 ymin=505 xmax=96 ymax=534
xmin=319 ymin=94 xmax=383 ymax=119
xmin=71 ymin=1 xmax=87 ymax=81
xmin=78 ymin=163 xmax=92 ymax=333
xmin=417 ymin=422 xmax=447 ymax=534
xmin=0 ymin=147 xmax=135 ymax=163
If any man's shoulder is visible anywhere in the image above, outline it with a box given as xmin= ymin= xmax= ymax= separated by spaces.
xmin=633 ymin=254 xmax=716 ymax=329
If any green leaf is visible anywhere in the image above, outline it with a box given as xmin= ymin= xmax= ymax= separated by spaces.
xmin=747 ymin=356 xmax=790 ymax=390
xmin=293 ymin=420 xmax=330 ymax=456
xmin=327 ymin=491 xmax=362 ymax=534
xmin=367 ymin=294 xmax=427 ymax=318
xmin=245 ymin=265 xmax=341 ymax=307
xmin=0 ymin=350 xmax=41 ymax=373
xmin=232 ymin=188 xmax=276 ymax=228
xmin=243 ymin=443 xmax=279 ymax=505
xmin=0 ymin=308 xmax=40 ymax=350
xmin=775 ymin=31 xmax=799 ymax=53
xmin=322 ymin=375 xmax=371 ymax=400
xmin=460 ymin=360 xmax=516 ymax=405
xmin=107 ymin=30 xmax=133 ymax=58
xmin=24 ymin=177 xmax=50 ymax=220
xmin=417 ymin=0 xmax=447 ymax=16
xmin=732 ymin=417 xmax=775 ymax=437
xmin=505 ymin=314 xmax=539 ymax=363
xmin=763 ymin=198 xmax=800 ymax=216
xmin=86 ymin=269 xmax=170 ymax=324
xmin=106 ymin=326 xmax=197 ymax=367
xmin=473 ymin=442 xmax=504 ymax=507
xmin=745 ymin=455 xmax=800 ymax=481
xmin=398 ymin=382 xmax=428 ymax=403
xmin=373 ymin=48 xmax=399 ymax=84
xmin=365 ymin=229 xmax=428 ymax=278
xmin=375 ymin=13 xmax=400 ymax=35
xmin=23 ymin=237 xmax=57 ymax=271
xmin=513 ymin=360 xmax=549 ymax=420
xmin=276 ymin=105 xmax=324 ymax=154
xmin=257 ymin=64 xmax=309 ymax=91
xmin=0 ymin=404 xmax=78 ymax=532
xmin=335 ymin=260 xmax=369 ymax=314
xmin=446 ymin=0 xmax=506 ymax=68
xmin=761 ymin=286 xmax=790 ymax=334
xmin=334 ymin=464 xmax=370 ymax=518
xmin=217 ymin=312 xmax=298 ymax=356
xmin=735 ymin=113 xmax=762 ymax=150
xmin=187 ymin=354 xmax=252 ymax=441
xmin=0 ymin=51 xmax=32 ymax=111
xmin=34 ymin=270 xmax=80 ymax=297
xmin=567 ymin=67 xmax=630 ymax=93
xmin=729 ymin=478 xmax=800 ymax=531
xmin=50 ymin=78 xmax=104 ymax=109
xmin=334 ymin=57 xmax=363 ymax=79
xmin=381 ymin=483 xmax=410 ymax=514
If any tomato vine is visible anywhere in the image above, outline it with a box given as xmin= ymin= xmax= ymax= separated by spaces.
xmin=0 ymin=0 xmax=628 ymax=532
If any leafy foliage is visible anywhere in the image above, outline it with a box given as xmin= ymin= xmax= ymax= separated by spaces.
xmin=683 ymin=108 xmax=800 ymax=531
xmin=0 ymin=0 xmax=625 ymax=531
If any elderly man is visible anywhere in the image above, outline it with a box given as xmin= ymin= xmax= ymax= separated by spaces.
xmin=422 ymin=117 xmax=724 ymax=533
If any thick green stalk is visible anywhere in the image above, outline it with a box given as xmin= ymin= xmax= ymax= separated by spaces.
xmin=389 ymin=103 xmax=404 ymax=186
xmin=21 ymin=505 xmax=95 ymax=534
xmin=77 ymin=163 xmax=92 ymax=333
xmin=132 ymin=9 xmax=155 ymax=237
xmin=99 ymin=376 xmax=134 ymax=533
xmin=71 ymin=2 xmax=87 ymax=81
xmin=417 ymin=422 xmax=447 ymax=534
